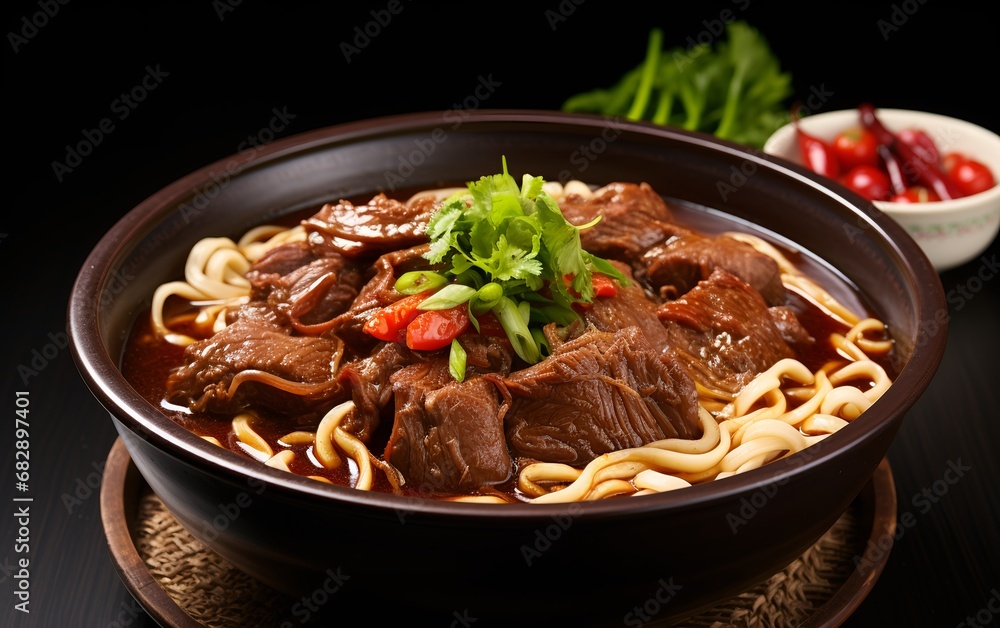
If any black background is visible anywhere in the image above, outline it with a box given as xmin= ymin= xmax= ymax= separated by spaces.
xmin=3 ymin=1 xmax=999 ymax=626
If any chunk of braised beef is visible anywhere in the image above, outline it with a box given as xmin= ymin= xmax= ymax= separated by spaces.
xmin=338 ymin=333 xmax=512 ymax=452
xmin=641 ymin=230 xmax=786 ymax=306
xmin=245 ymin=242 xmax=364 ymax=335
xmin=302 ymin=193 xmax=435 ymax=258
xmin=383 ymin=340 xmax=513 ymax=492
xmin=492 ymin=326 xmax=702 ymax=466
xmin=580 ymin=260 xmax=673 ymax=348
xmin=166 ymin=302 xmax=347 ymax=420
xmin=246 ymin=241 xmax=319 ymax=286
xmin=337 ymin=341 xmax=418 ymax=443
xmin=323 ymin=244 xmax=433 ymax=354
xmin=559 ymin=182 xmax=681 ymax=263
xmin=768 ymin=304 xmax=815 ymax=348
xmin=656 ymin=268 xmax=809 ymax=396
xmin=456 ymin=333 xmax=513 ymax=375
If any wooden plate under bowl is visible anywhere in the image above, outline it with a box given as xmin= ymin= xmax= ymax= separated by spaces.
xmin=100 ymin=437 xmax=897 ymax=627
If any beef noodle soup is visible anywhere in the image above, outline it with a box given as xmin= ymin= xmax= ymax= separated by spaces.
xmin=121 ymin=162 xmax=894 ymax=504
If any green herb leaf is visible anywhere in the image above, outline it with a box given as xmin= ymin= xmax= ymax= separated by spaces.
xmin=421 ymin=158 xmax=626 ymax=367
xmin=560 ymin=21 xmax=792 ymax=149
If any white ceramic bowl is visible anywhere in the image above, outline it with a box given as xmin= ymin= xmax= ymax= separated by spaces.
xmin=764 ymin=108 xmax=1000 ymax=271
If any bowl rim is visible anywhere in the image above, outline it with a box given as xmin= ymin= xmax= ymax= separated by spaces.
xmin=763 ymin=107 xmax=1000 ymax=214
xmin=69 ymin=108 xmax=948 ymax=519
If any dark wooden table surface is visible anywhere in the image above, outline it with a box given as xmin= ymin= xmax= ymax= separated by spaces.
xmin=4 ymin=3 xmax=998 ymax=626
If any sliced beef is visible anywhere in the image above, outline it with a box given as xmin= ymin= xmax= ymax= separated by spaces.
xmin=580 ymin=260 xmax=672 ymax=348
xmin=166 ymin=302 xmax=346 ymax=419
xmin=383 ymin=346 xmax=512 ymax=492
xmin=303 ymin=193 xmax=435 ymax=258
xmin=493 ymin=326 xmax=702 ymax=466
xmin=455 ymin=333 xmax=514 ymax=375
xmin=337 ymin=341 xmax=416 ymax=443
xmin=656 ymin=268 xmax=810 ymax=396
xmin=246 ymin=240 xmax=319 ymax=281
xmin=325 ymin=243 xmax=433 ymax=354
xmin=340 ymin=334 xmax=512 ymax=460
xmin=245 ymin=242 xmax=364 ymax=335
xmin=559 ymin=182 xmax=681 ymax=263
xmin=641 ymin=230 xmax=786 ymax=305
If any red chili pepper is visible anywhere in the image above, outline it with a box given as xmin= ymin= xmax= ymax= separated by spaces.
xmin=405 ymin=306 xmax=470 ymax=351
xmin=362 ymin=291 xmax=433 ymax=343
xmin=792 ymin=108 xmax=841 ymax=178
xmin=591 ymin=273 xmax=619 ymax=298
xmin=562 ymin=272 xmax=618 ymax=300
xmin=858 ymin=104 xmax=962 ymax=200
xmin=897 ymin=128 xmax=941 ymax=175
xmin=877 ymin=144 xmax=908 ymax=196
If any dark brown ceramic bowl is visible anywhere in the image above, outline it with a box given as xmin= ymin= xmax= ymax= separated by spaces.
xmin=69 ymin=110 xmax=946 ymax=625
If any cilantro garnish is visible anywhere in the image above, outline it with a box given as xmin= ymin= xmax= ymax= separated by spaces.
xmin=419 ymin=157 xmax=628 ymax=366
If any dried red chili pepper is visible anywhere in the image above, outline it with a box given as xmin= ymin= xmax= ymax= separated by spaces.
xmin=877 ymin=144 xmax=908 ymax=196
xmin=858 ymin=103 xmax=962 ymax=200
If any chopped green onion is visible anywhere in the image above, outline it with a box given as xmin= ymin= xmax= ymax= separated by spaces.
xmin=452 ymin=267 xmax=485 ymax=289
xmin=394 ymin=270 xmax=449 ymax=295
xmin=417 ymin=284 xmax=478 ymax=310
xmin=494 ymin=296 xmax=541 ymax=364
xmin=470 ymin=282 xmax=504 ymax=315
xmin=449 ymin=339 xmax=467 ymax=382
xmin=533 ymin=304 xmax=579 ymax=327
xmin=518 ymin=300 xmax=531 ymax=326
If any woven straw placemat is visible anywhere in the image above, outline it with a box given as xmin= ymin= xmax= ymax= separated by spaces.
xmin=131 ymin=486 xmax=869 ymax=628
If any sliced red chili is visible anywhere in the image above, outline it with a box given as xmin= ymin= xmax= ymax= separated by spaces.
xmin=362 ymin=291 xmax=433 ymax=343
xmin=562 ymin=272 xmax=617 ymax=300
xmin=405 ymin=306 xmax=471 ymax=351
xmin=591 ymin=273 xmax=618 ymax=298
